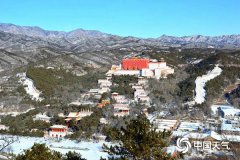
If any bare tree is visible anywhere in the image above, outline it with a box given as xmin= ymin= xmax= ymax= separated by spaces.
xmin=0 ymin=136 xmax=18 ymax=152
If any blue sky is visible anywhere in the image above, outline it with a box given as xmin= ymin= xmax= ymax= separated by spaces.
xmin=0 ymin=0 xmax=239 ymax=38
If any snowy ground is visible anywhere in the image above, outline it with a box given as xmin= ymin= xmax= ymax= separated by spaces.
xmin=190 ymin=59 xmax=203 ymax=64
xmin=17 ymin=73 xmax=43 ymax=101
xmin=194 ymin=65 xmax=222 ymax=104
xmin=0 ymin=135 xmax=110 ymax=160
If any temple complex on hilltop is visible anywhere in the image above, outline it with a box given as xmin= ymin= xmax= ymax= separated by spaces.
xmin=106 ymin=57 xmax=174 ymax=79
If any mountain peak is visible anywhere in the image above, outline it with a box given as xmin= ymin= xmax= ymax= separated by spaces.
xmin=0 ymin=23 xmax=109 ymax=39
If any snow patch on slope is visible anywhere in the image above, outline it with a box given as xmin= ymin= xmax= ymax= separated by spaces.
xmin=0 ymin=135 xmax=109 ymax=160
xmin=194 ymin=65 xmax=222 ymax=104
xmin=17 ymin=73 xmax=43 ymax=101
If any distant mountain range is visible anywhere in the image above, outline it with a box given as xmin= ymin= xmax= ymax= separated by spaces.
xmin=1 ymin=23 xmax=240 ymax=50
xmin=0 ymin=22 xmax=240 ymax=72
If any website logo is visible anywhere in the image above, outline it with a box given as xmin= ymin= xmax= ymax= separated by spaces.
xmin=176 ymin=137 xmax=191 ymax=153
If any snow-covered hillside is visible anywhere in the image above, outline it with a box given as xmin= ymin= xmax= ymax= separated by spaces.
xmin=194 ymin=65 xmax=222 ymax=104
xmin=17 ymin=73 xmax=43 ymax=101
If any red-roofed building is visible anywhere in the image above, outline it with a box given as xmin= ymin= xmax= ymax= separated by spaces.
xmin=122 ymin=58 xmax=149 ymax=70
xmin=49 ymin=125 xmax=68 ymax=138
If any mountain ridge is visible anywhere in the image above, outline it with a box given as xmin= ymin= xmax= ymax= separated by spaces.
xmin=1 ymin=22 xmax=240 ymax=44
xmin=0 ymin=22 xmax=240 ymax=72
xmin=0 ymin=23 xmax=113 ymax=39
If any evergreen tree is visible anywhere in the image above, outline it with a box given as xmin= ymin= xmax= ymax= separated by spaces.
xmin=103 ymin=115 xmax=174 ymax=160
xmin=16 ymin=143 xmax=62 ymax=160
xmin=63 ymin=151 xmax=86 ymax=160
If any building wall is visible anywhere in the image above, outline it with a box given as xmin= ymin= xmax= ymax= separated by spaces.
xmin=122 ymin=58 xmax=149 ymax=70
xmin=159 ymin=62 xmax=167 ymax=68
xmin=140 ymin=68 xmax=154 ymax=77
xmin=113 ymin=70 xmax=140 ymax=76
xmin=49 ymin=130 xmax=67 ymax=138
xmin=149 ymin=62 xmax=159 ymax=70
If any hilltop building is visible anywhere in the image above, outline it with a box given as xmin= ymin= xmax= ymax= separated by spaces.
xmin=106 ymin=57 xmax=174 ymax=79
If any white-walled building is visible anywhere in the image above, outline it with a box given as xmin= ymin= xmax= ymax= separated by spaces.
xmin=177 ymin=121 xmax=203 ymax=132
xmin=113 ymin=104 xmax=130 ymax=117
xmin=113 ymin=70 xmax=140 ymax=76
xmin=33 ymin=113 xmax=52 ymax=123
xmin=111 ymin=92 xmax=129 ymax=104
xmin=138 ymin=77 xmax=148 ymax=85
xmin=221 ymin=119 xmax=240 ymax=135
xmin=98 ymin=79 xmax=112 ymax=88
xmin=153 ymin=119 xmax=179 ymax=131
xmin=211 ymin=104 xmax=234 ymax=115
xmin=48 ymin=125 xmax=69 ymax=138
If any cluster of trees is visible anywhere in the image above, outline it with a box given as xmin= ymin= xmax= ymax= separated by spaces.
xmin=26 ymin=67 xmax=61 ymax=96
xmin=1 ymin=109 xmax=50 ymax=137
xmin=26 ymin=67 xmax=82 ymax=97
xmin=25 ymin=66 xmax=107 ymax=107
xmin=179 ymin=52 xmax=240 ymax=104
xmin=206 ymin=66 xmax=240 ymax=103
xmin=15 ymin=144 xmax=86 ymax=160
xmin=111 ymin=75 xmax=138 ymax=98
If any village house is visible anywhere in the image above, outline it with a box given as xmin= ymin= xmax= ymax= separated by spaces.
xmin=113 ymin=103 xmax=130 ymax=117
xmin=89 ymin=87 xmax=110 ymax=96
xmin=177 ymin=121 xmax=203 ymax=132
xmin=211 ymin=104 xmax=234 ymax=115
xmin=111 ymin=92 xmax=129 ymax=104
xmin=89 ymin=89 xmax=99 ymax=94
xmin=153 ymin=119 xmax=179 ymax=132
xmin=138 ymin=77 xmax=148 ymax=86
xmin=133 ymin=88 xmax=150 ymax=103
xmin=98 ymin=87 xmax=111 ymax=94
xmin=131 ymin=84 xmax=143 ymax=90
xmin=220 ymin=108 xmax=240 ymax=119
xmin=134 ymin=88 xmax=146 ymax=97
xmin=173 ymin=129 xmax=240 ymax=145
xmin=205 ymin=118 xmax=220 ymax=131
xmin=221 ymin=119 xmax=240 ymax=135
xmin=98 ymin=79 xmax=112 ymax=88
xmin=137 ymin=95 xmax=150 ymax=103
